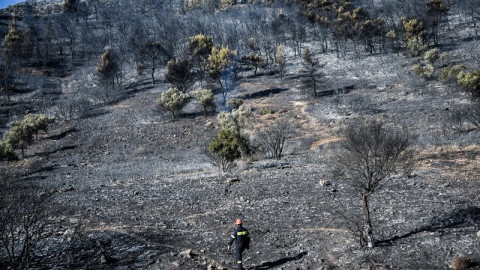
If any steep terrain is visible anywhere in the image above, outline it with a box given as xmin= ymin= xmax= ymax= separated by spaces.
xmin=1 ymin=1 xmax=480 ymax=269
xmin=4 ymin=48 xmax=478 ymax=269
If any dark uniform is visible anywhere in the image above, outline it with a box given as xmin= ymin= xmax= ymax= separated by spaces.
xmin=228 ymin=224 xmax=250 ymax=270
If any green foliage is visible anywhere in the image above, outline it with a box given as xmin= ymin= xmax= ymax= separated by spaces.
xmin=423 ymin=48 xmax=439 ymax=63
xmin=191 ymin=88 xmax=215 ymax=115
xmin=439 ymin=64 xmax=466 ymax=82
xmin=207 ymin=45 xmax=231 ymax=80
xmin=217 ymin=106 xmax=251 ymax=133
xmin=208 ymin=129 xmax=242 ymax=163
xmin=386 ymin=29 xmax=397 ymax=39
xmin=414 ymin=64 xmax=435 ymax=79
xmin=2 ymin=114 xmax=52 ymax=157
xmin=97 ymin=49 xmax=119 ymax=79
xmin=259 ymin=107 xmax=274 ymax=115
xmin=156 ymin=87 xmax=190 ymax=118
xmin=457 ymin=69 xmax=480 ymax=97
xmin=241 ymin=54 xmax=265 ymax=75
xmin=226 ymin=98 xmax=243 ymax=110
xmin=407 ymin=37 xmax=427 ymax=57
xmin=401 ymin=17 xmax=426 ymax=43
xmin=189 ymin=34 xmax=214 ymax=58
xmin=0 ymin=141 xmax=16 ymax=161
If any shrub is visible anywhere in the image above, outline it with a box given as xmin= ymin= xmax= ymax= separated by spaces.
xmin=457 ymin=69 xmax=480 ymax=97
xmin=0 ymin=141 xmax=16 ymax=161
xmin=407 ymin=37 xmax=427 ymax=57
xmin=156 ymin=87 xmax=190 ymax=118
xmin=423 ymin=48 xmax=439 ymax=63
xmin=191 ymin=88 xmax=215 ymax=115
xmin=414 ymin=64 xmax=435 ymax=79
xmin=208 ymin=128 xmax=249 ymax=171
xmin=259 ymin=107 xmax=274 ymax=115
xmin=217 ymin=106 xmax=251 ymax=133
xmin=439 ymin=64 xmax=466 ymax=83
xmin=226 ymin=98 xmax=243 ymax=110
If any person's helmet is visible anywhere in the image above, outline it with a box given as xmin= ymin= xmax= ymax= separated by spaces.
xmin=235 ymin=219 xmax=242 ymax=225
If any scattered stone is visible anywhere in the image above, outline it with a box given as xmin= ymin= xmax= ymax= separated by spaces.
xmin=180 ymin=249 xmax=193 ymax=259
xmin=476 ymin=231 xmax=480 ymax=239
xmin=60 ymin=186 xmax=75 ymax=192
xmin=226 ymin=177 xmax=239 ymax=184
xmin=319 ymin=180 xmax=332 ymax=187
xmin=451 ymin=256 xmax=471 ymax=270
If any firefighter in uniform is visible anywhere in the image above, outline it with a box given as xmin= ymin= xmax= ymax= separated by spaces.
xmin=228 ymin=219 xmax=250 ymax=270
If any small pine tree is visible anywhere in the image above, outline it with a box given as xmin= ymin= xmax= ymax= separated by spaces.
xmin=97 ymin=49 xmax=120 ymax=98
xmin=191 ymin=88 xmax=215 ymax=115
xmin=457 ymin=69 xmax=480 ymax=97
xmin=0 ymin=141 xmax=16 ymax=161
xmin=241 ymin=54 xmax=265 ymax=76
xmin=208 ymin=45 xmax=231 ymax=87
xmin=156 ymin=87 xmax=190 ymax=118
xmin=302 ymin=47 xmax=323 ymax=97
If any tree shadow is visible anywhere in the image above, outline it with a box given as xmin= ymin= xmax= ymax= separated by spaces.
xmin=250 ymin=251 xmax=308 ymax=270
xmin=377 ymin=206 xmax=480 ymax=246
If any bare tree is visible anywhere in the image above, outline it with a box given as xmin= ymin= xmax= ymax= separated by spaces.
xmin=0 ymin=171 xmax=54 ymax=269
xmin=139 ymin=41 xmax=167 ymax=84
xmin=335 ymin=119 xmax=414 ymax=248
xmin=255 ymin=117 xmax=295 ymax=159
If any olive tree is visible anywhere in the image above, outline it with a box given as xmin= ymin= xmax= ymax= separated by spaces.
xmin=335 ymin=120 xmax=414 ymax=248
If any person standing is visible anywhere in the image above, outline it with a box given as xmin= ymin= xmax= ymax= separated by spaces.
xmin=228 ymin=219 xmax=250 ymax=270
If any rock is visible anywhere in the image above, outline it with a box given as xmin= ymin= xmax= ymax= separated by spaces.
xmin=451 ymin=256 xmax=471 ymax=270
xmin=226 ymin=177 xmax=239 ymax=184
xmin=319 ymin=180 xmax=332 ymax=187
xmin=180 ymin=249 xmax=193 ymax=259
xmin=60 ymin=186 xmax=75 ymax=192
xmin=477 ymin=231 xmax=480 ymax=239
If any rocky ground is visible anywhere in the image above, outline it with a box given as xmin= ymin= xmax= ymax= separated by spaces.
xmin=2 ymin=40 xmax=480 ymax=270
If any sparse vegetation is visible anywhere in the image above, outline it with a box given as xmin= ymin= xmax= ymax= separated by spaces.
xmin=0 ymin=0 xmax=479 ymax=268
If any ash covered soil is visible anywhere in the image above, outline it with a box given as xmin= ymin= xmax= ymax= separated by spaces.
xmin=8 ymin=52 xmax=480 ymax=270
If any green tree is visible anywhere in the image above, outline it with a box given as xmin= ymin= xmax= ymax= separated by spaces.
xmin=165 ymin=59 xmax=196 ymax=93
xmin=457 ymin=69 xmax=480 ymax=98
xmin=302 ymin=47 xmax=323 ymax=97
xmin=401 ymin=17 xmax=426 ymax=44
xmin=189 ymin=34 xmax=214 ymax=83
xmin=3 ymin=122 xmax=34 ymax=157
xmin=97 ymin=49 xmax=120 ymax=100
xmin=208 ymin=128 xmax=248 ymax=172
xmin=191 ymin=88 xmax=215 ymax=115
xmin=207 ymin=45 xmax=231 ymax=88
xmin=0 ymin=141 xmax=16 ymax=161
xmin=241 ymin=54 xmax=265 ymax=76
xmin=156 ymin=87 xmax=190 ymax=118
